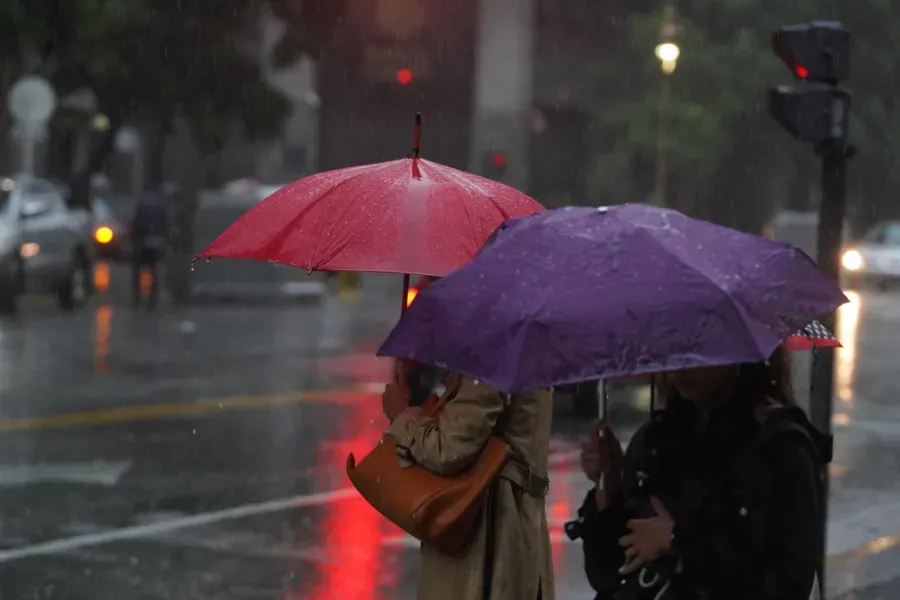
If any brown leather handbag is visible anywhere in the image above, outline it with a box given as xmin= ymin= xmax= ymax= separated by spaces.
xmin=346 ymin=378 xmax=510 ymax=555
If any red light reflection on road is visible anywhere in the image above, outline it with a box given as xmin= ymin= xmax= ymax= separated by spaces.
xmin=550 ymin=464 xmax=574 ymax=570
xmin=93 ymin=304 xmax=112 ymax=374
xmin=305 ymin=394 xmax=397 ymax=600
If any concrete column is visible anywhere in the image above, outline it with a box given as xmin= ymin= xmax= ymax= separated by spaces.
xmin=469 ymin=0 xmax=537 ymax=191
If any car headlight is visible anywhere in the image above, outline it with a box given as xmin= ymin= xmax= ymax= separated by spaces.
xmin=20 ymin=242 xmax=40 ymax=259
xmin=95 ymin=226 xmax=114 ymax=244
xmin=841 ymin=249 xmax=863 ymax=271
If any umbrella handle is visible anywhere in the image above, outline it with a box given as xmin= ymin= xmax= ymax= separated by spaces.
xmin=597 ymin=379 xmax=609 ymax=492
xmin=597 ymin=380 xmax=618 ymax=491
xmin=595 ymin=380 xmax=611 ymax=492
xmin=599 ymin=380 xmax=610 ymax=424
xmin=412 ymin=113 xmax=422 ymax=158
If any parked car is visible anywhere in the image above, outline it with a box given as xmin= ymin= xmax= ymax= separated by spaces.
xmin=841 ymin=220 xmax=900 ymax=289
xmin=764 ymin=209 xmax=852 ymax=259
xmin=0 ymin=175 xmax=96 ymax=314
xmin=90 ymin=196 xmax=131 ymax=261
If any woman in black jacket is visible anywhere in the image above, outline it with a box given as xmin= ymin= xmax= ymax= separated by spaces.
xmin=566 ymin=348 xmax=832 ymax=600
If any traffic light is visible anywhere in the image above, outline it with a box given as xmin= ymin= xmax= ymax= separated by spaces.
xmin=482 ymin=151 xmax=507 ymax=180
xmin=768 ymin=85 xmax=850 ymax=143
xmin=769 ymin=21 xmax=851 ymax=144
xmin=396 ymin=68 xmax=413 ymax=85
xmin=771 ymin=22 xmax=850 ymax=83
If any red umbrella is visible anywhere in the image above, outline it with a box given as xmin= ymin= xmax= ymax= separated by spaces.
xmin=783 ymin=320 xmax=842 ymax=351
xmin=197 ymin=117 xmax=545 ymax=281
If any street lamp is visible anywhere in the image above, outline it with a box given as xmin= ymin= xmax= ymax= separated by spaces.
xmin=655 ymin=42 xmax=680 ymax=74
xmin=91 ymin=113 xmax=111 ymax=132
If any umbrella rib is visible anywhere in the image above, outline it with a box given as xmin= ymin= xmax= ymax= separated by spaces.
xmin=439 ymin=167 xmax=518 ymax=253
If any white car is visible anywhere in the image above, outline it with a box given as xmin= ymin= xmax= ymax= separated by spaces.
xmin=841 ymin=221 xmax=900 ymax=289
xmin=0 ymin=175 xmax=96 ymax=314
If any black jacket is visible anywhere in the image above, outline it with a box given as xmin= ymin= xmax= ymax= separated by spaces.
xmin=567 ymin=400 xmax=832 ymax=600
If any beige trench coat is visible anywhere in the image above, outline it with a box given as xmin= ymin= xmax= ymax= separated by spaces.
xmin=387 ymin=377 xmax=555 ymax=600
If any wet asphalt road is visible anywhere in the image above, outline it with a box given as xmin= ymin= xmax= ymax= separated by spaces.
xmin=0 ymin=269 xmax=898 ymax=599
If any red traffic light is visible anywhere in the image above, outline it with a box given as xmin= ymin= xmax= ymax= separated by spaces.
xmin=771 ymin=21 xmax=850 ymax=83
xmin=396 ymin=68 xmax=413 ymax=85
xmin=490 ymin=152 xmax=507 ymax=168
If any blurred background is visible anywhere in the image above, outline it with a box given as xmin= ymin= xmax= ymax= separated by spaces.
xmin=0 ymin=1 xmax=898 ymax=599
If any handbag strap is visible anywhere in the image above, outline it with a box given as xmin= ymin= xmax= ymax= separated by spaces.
xmin=423 ymin=376 xmax=549 ymax=498
xmin=423 ymin=373 xmax=463 ymax=417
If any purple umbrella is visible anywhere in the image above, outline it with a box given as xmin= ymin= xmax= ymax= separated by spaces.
xmin=377 ymin=204 xmax=848 ymax=393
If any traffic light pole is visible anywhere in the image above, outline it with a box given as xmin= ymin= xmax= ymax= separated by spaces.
xmin=768 ymin=21 xmax=852 ymax=596
xmin=809 ymin=141 xmax=848 ymax=437
xmin=809 ymin=139 xmax=851 ymax=594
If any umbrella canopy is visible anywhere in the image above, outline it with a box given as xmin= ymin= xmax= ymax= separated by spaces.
xmin=377 ymin=204 xmax=848 ymax=393
xmin=196 ymin=158 xmax=545 ymax=277
xmin=783 ymin=320 xmax=842 ymax=350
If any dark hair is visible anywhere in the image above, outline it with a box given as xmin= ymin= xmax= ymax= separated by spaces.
xmin=658 ymin=349 xmax=795 ymax=455
xmin=662 ymin=346 xmax=796 ymax=415
xmin=735 ymin=346 xmax=796 ymax=408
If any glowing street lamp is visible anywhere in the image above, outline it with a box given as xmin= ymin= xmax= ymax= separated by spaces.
xmin=91 ymin=113 xmax=111 ymax=132
xmin=655 ymin=42 xmax=680 ymax=74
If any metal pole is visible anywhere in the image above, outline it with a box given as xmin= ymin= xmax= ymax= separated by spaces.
xmin=809 ymin=139 xmax=848 ymax=594
xmin=19 ymin=129 xmax=36 ymax=174
xmin=468 ymin=0 xmax=536 ymax=191
xmin=809 ymin=146 xmax=846 ymax=436
xmin=654 ymin=73 xmax=671 ymax=206
xmin=653 ymin=2 xmax=676 ymax=207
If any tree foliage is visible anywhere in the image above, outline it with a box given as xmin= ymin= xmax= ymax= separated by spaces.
xmin=268 ymin=0 xmax=347 ymax=66
xmin=587 ymin=0 xmax=900 ymax=233
xmin=0 ymin=0 xmax=291 ymax=202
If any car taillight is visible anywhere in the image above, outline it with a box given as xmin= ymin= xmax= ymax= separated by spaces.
xmin=95 ymin=226 xmax=114 ymax=244
xmin=406 ymin=287 xmax=419 ymax=308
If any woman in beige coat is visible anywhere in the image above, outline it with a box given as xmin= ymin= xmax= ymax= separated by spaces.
xmin=382 ymin=367 xmax=556 ymax=600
